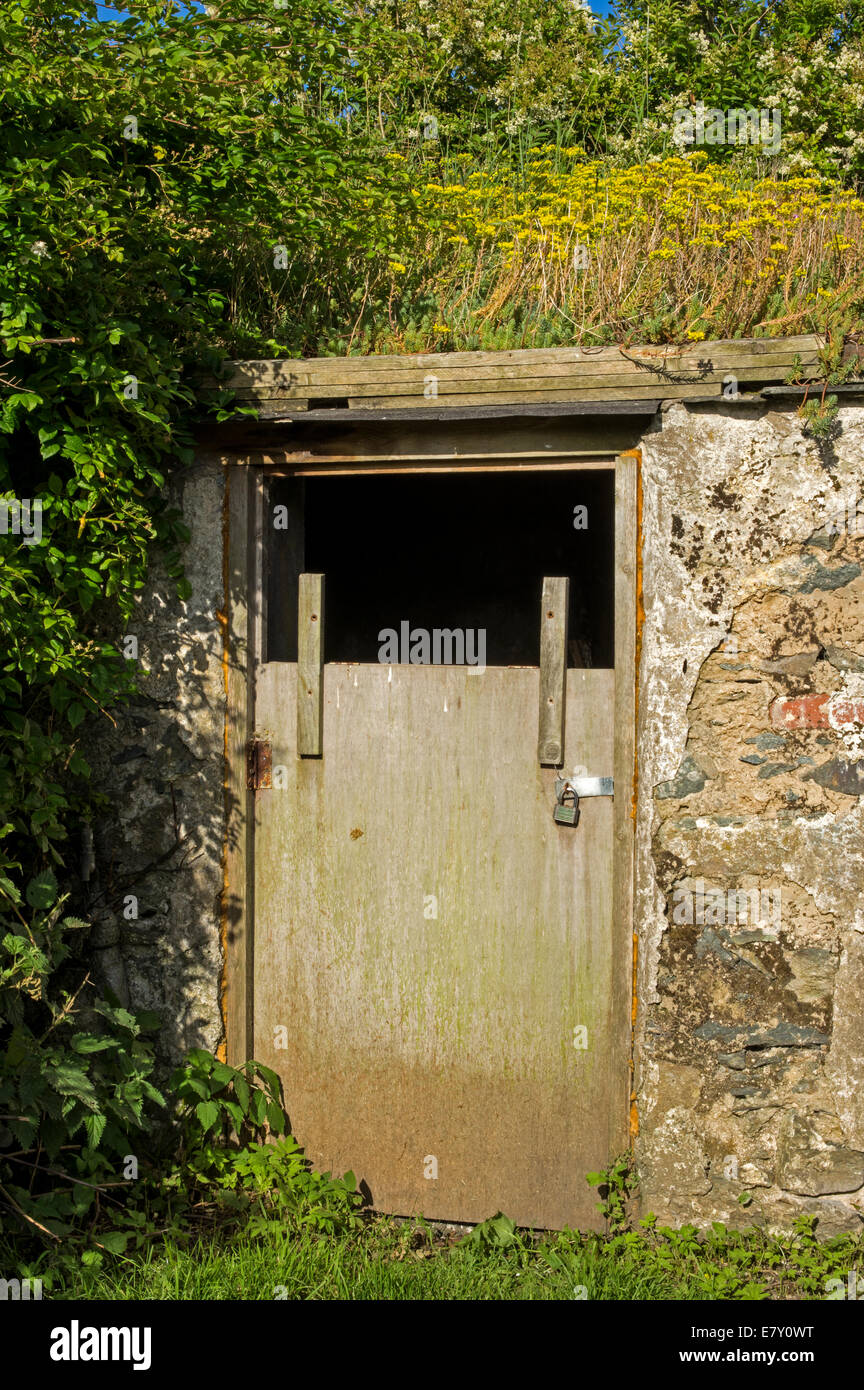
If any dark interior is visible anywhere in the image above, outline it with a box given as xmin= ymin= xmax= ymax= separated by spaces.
xmin=267 ymin=470 xmax=615 ymax=667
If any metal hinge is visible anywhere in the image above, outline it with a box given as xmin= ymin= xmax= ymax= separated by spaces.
xmin=246 ymin=738 xmax=272 ymax=790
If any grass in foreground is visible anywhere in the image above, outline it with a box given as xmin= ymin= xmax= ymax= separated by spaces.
xmin=16 ymin=1212 xmax=864 ymax=1302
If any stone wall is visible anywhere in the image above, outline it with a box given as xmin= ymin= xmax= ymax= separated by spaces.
xmin=87 ymin=406 xmax=864 ymax=1232
xmin=634 ymin=400 xmax=864 ymax=1234
xmin=86 ymin=458 xmax=227 ymax=1067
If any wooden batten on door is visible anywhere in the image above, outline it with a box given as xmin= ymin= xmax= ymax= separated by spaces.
xmin=538 ymin=576 xmax=569 ymax=766
xmin=297 ymin=572 xmax=324 ymax=756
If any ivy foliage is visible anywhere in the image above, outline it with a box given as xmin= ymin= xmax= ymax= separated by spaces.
xmin=0 ymin=0 xmax=413 ymax=1237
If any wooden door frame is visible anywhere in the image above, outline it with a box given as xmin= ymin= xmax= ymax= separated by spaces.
xmin=221 ymin=446 xmax=640 ymax=1164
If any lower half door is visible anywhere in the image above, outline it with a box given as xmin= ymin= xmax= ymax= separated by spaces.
xmin=253 ymin=661 xmax=619 ymax=1229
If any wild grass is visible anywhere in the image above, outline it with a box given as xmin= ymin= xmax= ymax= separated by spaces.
xmin=17 ymin=1213 xmax=864 ymax=1302
xmin=283 ymin=149 xmax=864 ymax=357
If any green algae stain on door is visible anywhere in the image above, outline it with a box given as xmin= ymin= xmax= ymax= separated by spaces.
xmin=252 ymin=660 xmax=621 ymax=1229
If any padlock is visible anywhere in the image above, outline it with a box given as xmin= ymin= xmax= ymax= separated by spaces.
xmin=553 ymin=782 xmax=580 ymax=826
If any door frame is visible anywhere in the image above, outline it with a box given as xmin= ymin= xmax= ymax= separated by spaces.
xmin=220 ymin=444 xmax=641 ymax=1168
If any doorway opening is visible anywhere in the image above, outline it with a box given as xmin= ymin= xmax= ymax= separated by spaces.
xmin=266 ymin=470 xmax=614 ymax=667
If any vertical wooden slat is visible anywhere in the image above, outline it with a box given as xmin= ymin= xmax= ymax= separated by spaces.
xmin=297 ymin=572 xmax=325 ymax=756
xmin=252 ymin=471 xmax=267 ymax=667
xmin=224 ymin=462 xmax=257 ymax=1065
xmin=267 ymin=476 xmax=305 ymax=662
xmin=538 ymin=576 xmax=569 ymax=765
xmin=612 ymin=449 xmax=640 ymax=1156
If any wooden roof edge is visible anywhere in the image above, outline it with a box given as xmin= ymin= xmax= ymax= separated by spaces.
xmin=215 ymin=331 xmax=828 ymax=374
xmin=192 ymin=335 xmax=864 ymax=414
xmin=249 ymin=399 xmax=664 ymax=422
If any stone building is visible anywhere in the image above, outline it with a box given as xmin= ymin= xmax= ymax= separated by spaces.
xmin=86 ymin=334 xmax=864 ymax=1233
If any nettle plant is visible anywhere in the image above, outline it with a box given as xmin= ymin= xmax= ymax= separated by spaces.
xmin=0 ymin=865 xmax=165 ymax=1237
xmin=146 ymin=1051 xmax=363 ymax=1242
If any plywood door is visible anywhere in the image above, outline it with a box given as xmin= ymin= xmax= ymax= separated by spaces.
xmin=252 ymin=659 xmax=624 ymax=1230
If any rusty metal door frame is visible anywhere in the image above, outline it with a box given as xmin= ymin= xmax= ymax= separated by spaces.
xmin=221 ymin=448 xmax=640 ymax=1161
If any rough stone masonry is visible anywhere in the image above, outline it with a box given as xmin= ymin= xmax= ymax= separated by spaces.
xmin=86 ymin=401 xmax=864 ymax=1232
xmin=86 ymin=460 xmax=226 ymax=1064
xmin=635 ymin=399 xmax=864 ymax=1234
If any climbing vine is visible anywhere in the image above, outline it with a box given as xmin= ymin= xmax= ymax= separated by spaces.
xmin=0 ymin=0 xmax=413 ymax=1236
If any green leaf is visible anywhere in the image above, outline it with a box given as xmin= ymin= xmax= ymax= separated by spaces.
xmin=195 ymin=1101 xmax=220 ymax=1133
xmin=186 ymin=1048 xmax=214 ymax=1071
xmin=461 ymin=1212 xmax=517 ymax=1249
xmin=179 ymin=1076 xmax=209 ymax=1101
xmin=71 ymin=1036 xmax=116 ymax=1054
xmin=232 ymin=1075 xmax=250 ymax=1115
xmin=249 ymin=1089 xmax=267 ymax=1125
xmin=0 ymin=874 xmax=22 ymax=905
xmin=266 ymin=1100 xmax=286 ymax=1134
xmin=83 ymin=1113 xmax=107 ymax=1147
xmin=49 ymin=1064 xmax=98 ymax=1106
xmin=99 ymin=1231 xmax=128 ymax=1255
xmin=252 ymin=1062 xmax=281 ymax=1096
xmin=223 ymin=1101 xmax=245 ymax=1129
xmin=61 ymin=916 xmax=90 ymax=931
xmin=25 ymin=869 xmax=58 ymax=910
xmin=66 ymin=703 xmax=86 ymax=729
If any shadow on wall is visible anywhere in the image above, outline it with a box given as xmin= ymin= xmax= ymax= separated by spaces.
xmin=84 ymin=460 xmax=230 ymax=1070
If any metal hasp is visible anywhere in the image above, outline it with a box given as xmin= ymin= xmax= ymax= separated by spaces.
xmin=555 ymin=774 xmax=614 ymax=802
xmin=553 ymin=773 xmax=613 ymax=826
xmin=569 ymin=775 xmax=614 ymax=797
